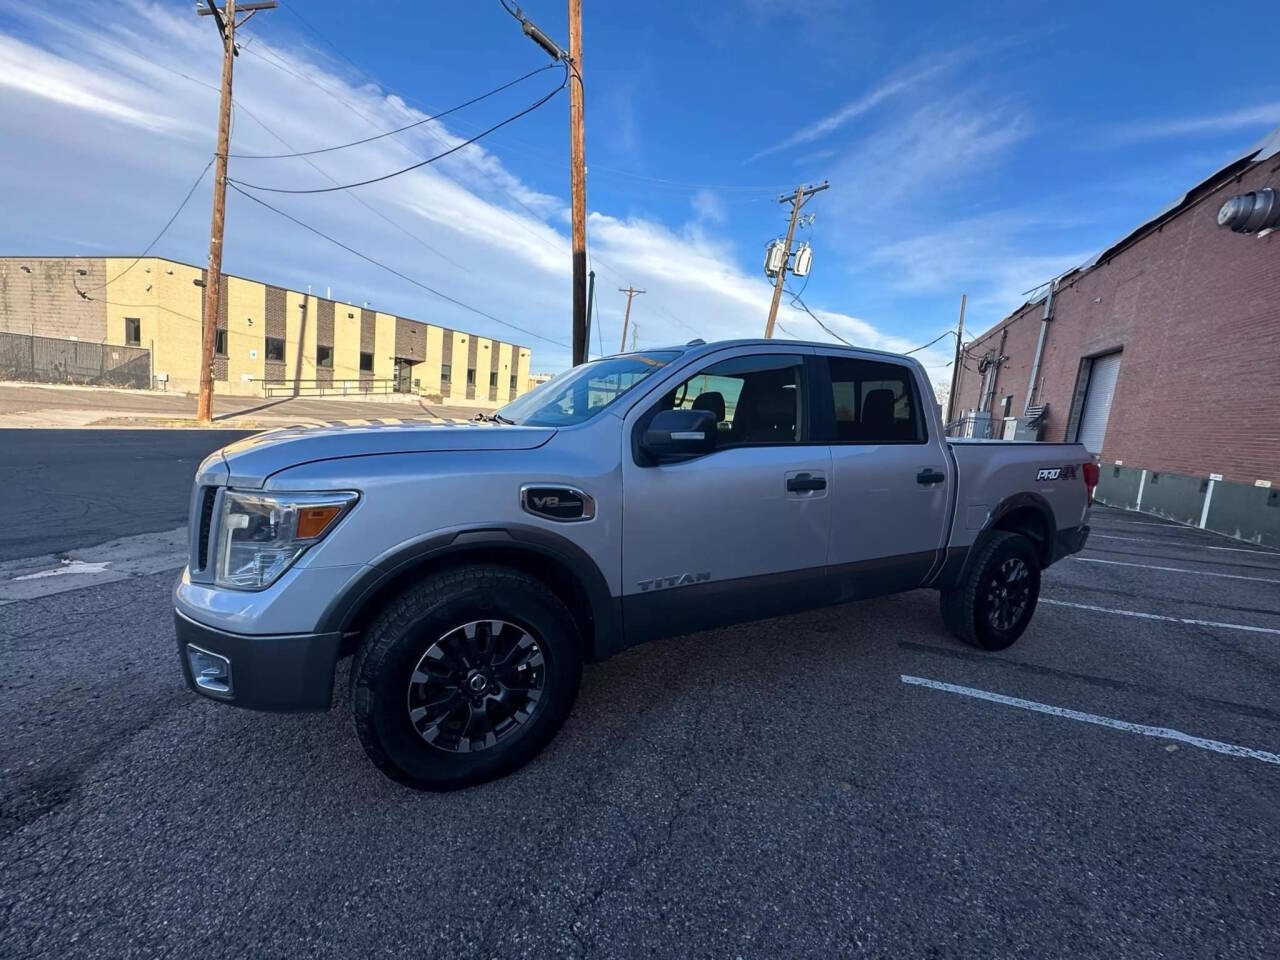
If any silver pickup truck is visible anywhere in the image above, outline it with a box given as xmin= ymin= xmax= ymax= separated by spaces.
xmin=175 ymin=338 xmax=1096 ymax=789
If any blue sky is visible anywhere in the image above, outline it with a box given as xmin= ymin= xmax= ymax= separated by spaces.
xmin=1 ymin=0 xmax=1276 ymax=389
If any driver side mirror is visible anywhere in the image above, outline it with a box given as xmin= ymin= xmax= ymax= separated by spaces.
xmin=640 ymin=408 xmax=717 ymax=462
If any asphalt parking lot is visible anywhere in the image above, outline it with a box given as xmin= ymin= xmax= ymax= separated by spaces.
xmin=3 ymin=504 xmax=1279 ymax=958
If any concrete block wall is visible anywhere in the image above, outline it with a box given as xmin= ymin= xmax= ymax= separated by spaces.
xmin=0 ymin=257 xmax=107 ymax=341
xmin=1097 ymin=464 xmax=1280 ymax=548
xmin=1 ymin=256 xmax=535 ymax=403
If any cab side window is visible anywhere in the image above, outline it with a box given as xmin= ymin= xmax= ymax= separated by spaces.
xmin=661 ymin=354 xmax=806 ymax=447
xmin=826 ymin=356 xmax=924 ymax=443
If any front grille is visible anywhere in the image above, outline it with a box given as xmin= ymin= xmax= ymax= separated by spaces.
xmin=195 ymin=486 xmax=218 ymax=571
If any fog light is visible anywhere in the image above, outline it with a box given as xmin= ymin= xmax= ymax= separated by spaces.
xmin=186 ymin=644 xmax=233 ymax=698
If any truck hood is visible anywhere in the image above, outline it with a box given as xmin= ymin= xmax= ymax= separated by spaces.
xmin=213 ymin=420 xmax=556 ymax=487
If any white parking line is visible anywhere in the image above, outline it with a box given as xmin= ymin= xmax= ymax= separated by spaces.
xmin=1072 ymin=556 xmax=1280 ymax=584
xmin=1040 ymin=598 xmax=1280 ymax=635
xmin=901 ymin=675 xmax=1280 ymax=766
xmin=1092 ymin=533 xmax=1279 ymax=556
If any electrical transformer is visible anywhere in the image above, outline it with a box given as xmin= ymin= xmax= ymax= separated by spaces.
xmin=791 ymin=243 xmax=813 ymax=277
xmin=764 ymin=240 xmax=786 ymax=278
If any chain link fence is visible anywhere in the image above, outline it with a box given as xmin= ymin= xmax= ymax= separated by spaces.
xmin=0 ymin=332 xmax=151 ymax=389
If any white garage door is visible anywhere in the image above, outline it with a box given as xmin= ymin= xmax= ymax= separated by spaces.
xmin=1078 ymin=351 xmax=1122 ymax=455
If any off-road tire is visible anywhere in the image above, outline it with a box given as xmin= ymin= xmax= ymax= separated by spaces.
xmin=940 ymin=531 xmax=1041 ymax=651
xmin=351 ymin=564 xmax=582 ymax=790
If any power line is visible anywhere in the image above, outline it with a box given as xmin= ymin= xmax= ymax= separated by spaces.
xmin=786 ymin=289 xmax=853 ymax=346
xmin=78 ymin=157 xmax=214 ymax=294
xmin=243 ymin=16 xmax=701 ymax=336
xmin=229 ymin=95 xmax=469 ymax=272
xmin=903 ymin=328 xmax=958 ymax=355
xmin=228 ymin=63 xmax=568 ymax=194
xmin=227 ymin=63 xmax=555 ymax=159
xmin=228 ymin=182 xmax=569 ymax=348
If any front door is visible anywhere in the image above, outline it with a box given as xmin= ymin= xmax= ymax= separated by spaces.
xmin=621 ymin=350 xmax=832 ymax=645
xmin=818 ymin=352 xmax=951 ymax=599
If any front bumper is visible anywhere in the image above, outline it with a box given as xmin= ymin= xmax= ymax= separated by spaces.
xmin=175 ymin=610 xmax=341 ymax=711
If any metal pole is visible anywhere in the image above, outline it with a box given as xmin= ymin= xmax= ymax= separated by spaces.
xmin=946 ymin=293 xmax=966 ymax=428
xmin=585 ymin=269 xmax=595 ymax=359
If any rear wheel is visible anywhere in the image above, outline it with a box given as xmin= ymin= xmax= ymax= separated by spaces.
xmin=351 ymin=565 xmax=582 ymax=790
xmin=940 ymin=531 xmax=1041 ymax=651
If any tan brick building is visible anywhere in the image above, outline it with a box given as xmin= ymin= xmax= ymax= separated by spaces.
xmin=0 ymin=255 xmax=533 ymax=405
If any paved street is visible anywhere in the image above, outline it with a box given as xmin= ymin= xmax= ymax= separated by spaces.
xmin=0 ymin=429 xmax=251 ymax=560
xmin=3 ymin=498 xmax=1279 ymax=957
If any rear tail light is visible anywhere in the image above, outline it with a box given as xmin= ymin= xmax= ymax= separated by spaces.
xmin=1082 ymin=462 xmax=1100 ymax=505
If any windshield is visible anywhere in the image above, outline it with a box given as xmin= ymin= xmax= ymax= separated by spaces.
xmin=496 ymin=352 xmax=680 ymax=427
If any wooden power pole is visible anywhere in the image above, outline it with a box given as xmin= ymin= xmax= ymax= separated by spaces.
xmin=568 ymin=0 xmax=588 ymax=366
xmin=764 ymin=181 xmax=829 ymax=339
xmin=618 ymin=286 xmax=645 ymax=352
xmin=195 ymin=0 xmax=275 ymax=422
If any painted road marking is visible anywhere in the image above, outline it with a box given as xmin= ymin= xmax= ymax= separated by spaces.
xmin=1073 ymin=556 xmax=1280 ymax=584
xmin=0 ymin=526 xmax=188 ymax=605
xmin=1041 ymin=598 xmax=1280 ymax=636
xmin=901 ymin=675 xmax=1280 ymax=765
xmin=13 ymin=559 xmax=111 ymax=581
xmin=1091 ymin=533 xmax=1279 ymax=556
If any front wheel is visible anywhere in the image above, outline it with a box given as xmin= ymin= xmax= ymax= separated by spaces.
xmin=351 ymin=565 xmax=582 ymax=790
xmin=940 ymin=531 xmax=1041 ymax=651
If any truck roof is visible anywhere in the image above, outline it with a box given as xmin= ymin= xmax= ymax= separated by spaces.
xmin=622 ymin=337 xmax=922 ymax=365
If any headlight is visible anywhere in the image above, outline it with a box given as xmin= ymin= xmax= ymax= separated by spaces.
xmin=214 ymin=490 xmax=358 ymax=589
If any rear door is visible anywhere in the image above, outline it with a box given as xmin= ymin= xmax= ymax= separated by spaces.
xmin=620 ymin=347 xmax=832 ymax=644
xmin=815 ymin=352 xmax=952 ymax=599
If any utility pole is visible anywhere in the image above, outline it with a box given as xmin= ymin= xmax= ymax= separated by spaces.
xmin=618 ymin=285 xmax=645 ymax=352
xmin=194 ymin=0 xmax=276 ymax=422
xmin=502 ymin=2 xmax=585 ymax=362
xmin=567 ymin=0 xmax=588 ymax=366
xmin=945 ymin=293 xmax=966 ymax=429
xmin=764 ymin=181 xmax=829 ymax=339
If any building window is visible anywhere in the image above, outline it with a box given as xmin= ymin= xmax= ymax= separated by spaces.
xmin=317 ymin=344 xmax=333 ymax=368
xmin=489 ymin=371 xmax=498 ymax=389
xmin=510 ymin=374 xmax=518 ymax=393
xmin=359 ymin=351 xmax=374 ymax=372
xmin=214 ymin=329 xmax=227 ymax=357
xmin=124 ymin=317 xmax=141 ymax=346
xmin=440 ymin=363 xmax=451 ymax=384
xmin=265 ymin=337 xmax=284 ymax=362
xmin=1000 ymin=395 xmax=1013 ymax=419
xmin=466 ymin=368 xmax=476 ymax=386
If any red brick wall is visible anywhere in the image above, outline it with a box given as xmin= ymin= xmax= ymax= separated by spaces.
xmin=954 ymin=159 xmax=1280 ymax=485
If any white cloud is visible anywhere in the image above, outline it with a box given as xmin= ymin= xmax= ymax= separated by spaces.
xmin=690 ymin=188 xmax=726 ymax=224
xmin=0 ymin=0 xmax=925 ymax=371
xmin=746 ymin=49 xmax=977 ymax=162
xmin=1110 ymin=103 xmax=1280 ymax=144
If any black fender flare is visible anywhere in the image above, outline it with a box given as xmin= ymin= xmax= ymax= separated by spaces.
xmin=316 ymin=523 xmax=622 ymax=661
xmin=932 ymin=491 xmax=1058 ymax=590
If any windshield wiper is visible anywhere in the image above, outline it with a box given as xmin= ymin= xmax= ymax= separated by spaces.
xmin=472 ymin=412 xmax=516 ymax=424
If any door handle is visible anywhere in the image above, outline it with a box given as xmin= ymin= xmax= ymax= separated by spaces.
xmin=917 ymin=468 xmax=946 ymax=485
xmin=787 ymin=473 xmax=827 ymax=493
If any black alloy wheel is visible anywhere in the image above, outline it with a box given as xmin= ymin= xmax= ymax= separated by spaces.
xmin=407 ymin=619 xmax=547 ymax=754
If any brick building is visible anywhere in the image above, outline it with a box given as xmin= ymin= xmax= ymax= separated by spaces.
xmin=950 ymin=126 xmax=1280 ymax=545
xmin=0 ymin=255 xmax=533 ymax=405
